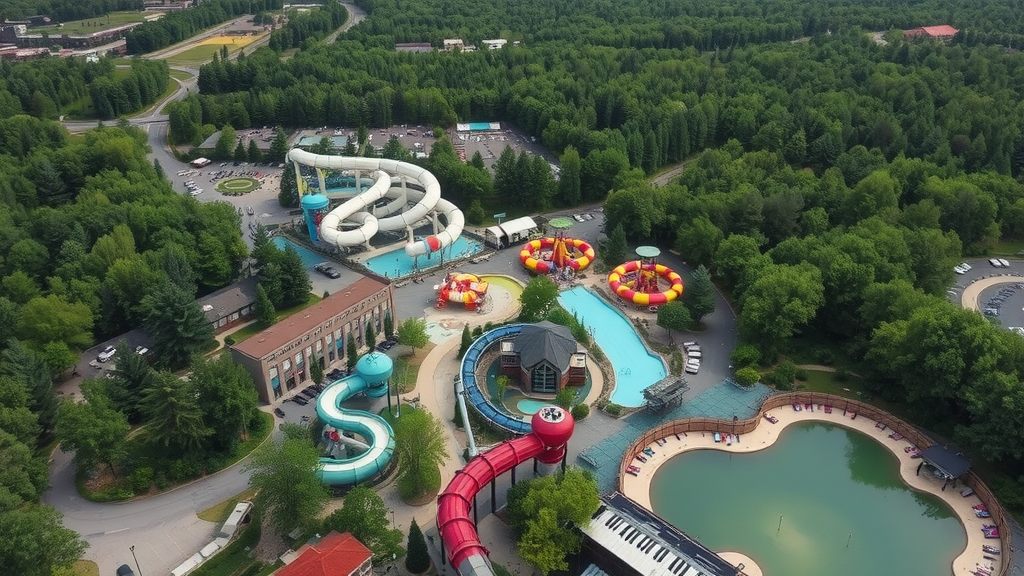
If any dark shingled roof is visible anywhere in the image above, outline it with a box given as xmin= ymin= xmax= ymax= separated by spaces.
xmin=920 ymin=446 xmax=972 ymax=479
xmin=513 ymin=321 xmax=577 ymax=370
xmin=197 ymin=276 xmax=260 ymax=323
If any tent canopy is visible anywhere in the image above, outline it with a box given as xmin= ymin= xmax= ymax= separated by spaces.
xmin=920 ymin=446 xmax=972 ymax=479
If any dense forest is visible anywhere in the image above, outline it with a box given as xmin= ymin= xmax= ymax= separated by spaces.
xmin=0 ymin=57 xmax=169 ymax=120
xmin=124 ymin=0 xmax=283 ymax=54
xmin=0 ymin=0 xmax=140 ymax=23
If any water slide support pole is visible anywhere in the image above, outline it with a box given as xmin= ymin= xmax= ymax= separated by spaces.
xmin=473 ymin=493 xmax=478 ymax=526
xmin=454 ymin=376 xmax=479 ymax=457
xmin=490 ymin=480 xmax=496 ymax=514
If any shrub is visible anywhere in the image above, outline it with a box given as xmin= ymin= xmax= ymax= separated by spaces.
xmin=472 ymin=326 xmax=483 ymax=338
xmin=154 ymin=472 xmax=169 ymax=490
xmin=730 ymin=344 xmax=761 ymax=368
xmin=130 ymin=467 xmax=154 ymax=493
xmin=605 ymin=403 xmax=622 ymax=416
xmin=670 ymin=351 xmax=684 ymax=376
xmin=835 ymin=366 xmax=850 ymax=382
xmin=484 ymin=321 xmax=494 ymax=332
xmin=571 ymin=403 xmax=590 ymax=420
xmin=814 ymin=348 xmax=836 ymax=365
xmin=766 ymin=360 xmax=796 ymax=391
xmin=734 ymin=366 xmax=760 ymax=387
xmin=224 ymin=336 xmax=236 ymax=346
xmin=795 ymin=369 xmax=809 ymax=381
xmin=555 ymin=388 xmax=574 ymax=409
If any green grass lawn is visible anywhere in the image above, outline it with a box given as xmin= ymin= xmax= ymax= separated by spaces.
xmin=990 ymin=238 xmax=1024 ymax=257
xmin=34 ymin=11 xmax=146 ymax=36
xmin=170 ymin=69 xmax=195 ymax=82
xmin=165 ymin=45 xmax=225 ymax=67
xmin=197 ymin=487 xmax=259 ymax=523
xmin=391 ymin=345 xmax=434 ymax=393
xmin=71 ymin=560 xmax=99 ymax=576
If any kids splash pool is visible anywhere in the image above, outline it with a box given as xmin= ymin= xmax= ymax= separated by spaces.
xmin=272 ymin=236 xmax=326 ymax=268
xmin=363 ymin=236 xmax=483 ymax=278
xmin=650 ymin=422 xmax=965 ymax=576
xmin=557 ymin=286 xmax=666 ymax=407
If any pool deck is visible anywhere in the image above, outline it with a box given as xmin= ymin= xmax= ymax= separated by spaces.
xmin=621 ymin=407 xmax=1000 ymax=576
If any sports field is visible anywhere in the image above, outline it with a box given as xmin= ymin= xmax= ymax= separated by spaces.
xmin=33 ymin=11 xmax=149 ymax=36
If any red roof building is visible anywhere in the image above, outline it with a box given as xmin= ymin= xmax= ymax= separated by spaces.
xmin=904 ymin=25 xmax=959 ymax=39
xmin=274 ymin=531 xmax=373 ymax=576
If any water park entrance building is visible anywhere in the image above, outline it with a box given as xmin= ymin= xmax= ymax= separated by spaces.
xmin=230 ymin=275 xmax=395 ymax=403
xmin=500 ymin=321 xmax=586 ymax=394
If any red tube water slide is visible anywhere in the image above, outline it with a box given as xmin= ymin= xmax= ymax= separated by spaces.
xmin=436 ymin=407 xmax=574 ymax=576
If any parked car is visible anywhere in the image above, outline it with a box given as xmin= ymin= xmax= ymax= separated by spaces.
xmin=687 ymin=350 xmax=702 ymax=359
xmin=134 ymin=346 xmax=149 ymax=356
xmin=960 ymin=262 xmax=972 ymax=271
xmin=684 ymin=363 xmax=699 ymax=374
xmin=314 ymin=262 xmax=342 ymax=279
xmin=98 ymin=345 xmax=117 ymax=362
xmin=274 ymin=407 xmax=285 ymax=418
xmin=291 ymin=395 xmax=308 ymax=406
xmin=116 ymin=565 xmax=136 ymax=576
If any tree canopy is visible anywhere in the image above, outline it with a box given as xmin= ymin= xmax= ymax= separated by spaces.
xmin=519 ymin=276 xmax=560 ymax=323
xmin=245 ymin=423 xmax=330 ymax=534
xmin=322 ymin=485 xmax=403 ymax=561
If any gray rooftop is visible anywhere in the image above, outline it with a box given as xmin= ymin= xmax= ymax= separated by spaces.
xmin=198 ymin=276 xmax=260 ymax=322
xmin=513 ymin=321 xmax=577 ymax=370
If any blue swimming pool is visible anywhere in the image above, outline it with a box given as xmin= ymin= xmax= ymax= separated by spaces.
xmin=363 ymin=236 xmax=483 ymax=278
xmin=558 ymin=287 xmax=666 ymax=407
xmin=272 ymin=236 xmax=324 ymax=268
xmin=516 ymin=399 xmax=550 ymax=415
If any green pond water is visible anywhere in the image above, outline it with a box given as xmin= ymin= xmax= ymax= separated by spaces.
xmin=650 ymin=422 xmax=966 ymax=576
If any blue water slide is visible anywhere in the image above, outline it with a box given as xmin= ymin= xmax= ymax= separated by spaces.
xmin=459 ymin=324 xmax=533 ymax=436
xmin=315 ymin=375 xmax=396 ymax=486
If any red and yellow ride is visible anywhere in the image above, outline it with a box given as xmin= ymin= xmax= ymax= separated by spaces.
xmin=435 ymin=273 xmax=489 ymax=310
xmin=607 ymin=260 xmax=683 ymax=306
xmin=519 ymin=235 xmax=595 ymax=273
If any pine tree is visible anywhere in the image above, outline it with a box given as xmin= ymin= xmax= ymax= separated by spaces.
xmin=682 ymin=265 xmax=716 ymax=322
xmin=458 ymin=325 xmax=472 ymax=358
xmin=234 ymin=139 xmax=247 ymax=162
xmin=383 ymin=311 xmax=394 ymax=341
xmin=254 ymin=284 xmax=276 ymax=328
xmin=278 ymin=245 xmax=311 ymax=307
xmin=247 ymin=140 xmax=262 ymax=163
xmin=346 ymin=333 xmax=358 ymax=371
xmin=365 ymin=321 xmax=376 ymax=351
xmin=601 ymin=223 xmax=628 ymax=267
xmin=269 ymin=126 xmax=288 ymax=162
xmin=405 ymin=519 xmax=430 ymax=573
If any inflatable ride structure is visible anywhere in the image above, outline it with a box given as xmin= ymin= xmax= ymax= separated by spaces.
xmin=435 ymin=272 xmax=489 ymax=310
xmin=437 ymin=405 xmax=574 ymax=576
xmin=519 ymin=233 xmax=595 ymax=274
xmin=607 ymin=246 xmax=684 ymax=306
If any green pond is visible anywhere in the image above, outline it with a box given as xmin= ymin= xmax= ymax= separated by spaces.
xmin=650 ymin=422 xmax=966 ymax=576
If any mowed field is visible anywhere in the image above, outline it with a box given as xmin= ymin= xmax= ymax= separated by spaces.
xmin=165 ymin=34 xmax=263 ymax=66
xmin=33 ymin=11 xmax=151 ymax=36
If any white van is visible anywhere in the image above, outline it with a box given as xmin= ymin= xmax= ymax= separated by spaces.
xmin=687 ymin=350 xmax=702 ymax=359
xmin=990 ymin=258 xmax=1003 ymax=268
xmin=999 ymin=259 xmax=1011 ymax=267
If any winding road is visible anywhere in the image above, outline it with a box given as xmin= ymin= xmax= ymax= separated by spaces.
xmin=47 ymin=5 xmax=369 ymax=576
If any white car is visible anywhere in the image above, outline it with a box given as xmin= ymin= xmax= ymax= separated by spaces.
xmin=990 ymin=258 xmax=1004 ymax=268
xmin=97 ymin=345 xmax=116 ymax=362
xmin=190 ymin=188 xmax=203 ymax=195
xmin=953 ymin=265 xmax=966 ymax=274
xmin=999 ymin=259 xmax=1011 ymax=267
xmin=960 ymin=262 xmax=972 ymax=271
xmin=135 ymin=346 xmax=149 ymax=356
xmin=687 ymin=350 xmax=702 ymax=359
xmin=684 ymin=363 xmax=699 ymax=374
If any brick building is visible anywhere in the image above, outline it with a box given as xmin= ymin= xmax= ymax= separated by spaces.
xmin=230 ymin=275 xmax=395 ymax=403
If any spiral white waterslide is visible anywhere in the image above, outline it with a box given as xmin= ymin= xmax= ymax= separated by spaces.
xmin=286 ymin=149 xmax=465 ymax=257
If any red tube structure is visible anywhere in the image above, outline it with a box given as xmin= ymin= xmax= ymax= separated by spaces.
xmin=436 ymin=407 xmax=574 ymax=576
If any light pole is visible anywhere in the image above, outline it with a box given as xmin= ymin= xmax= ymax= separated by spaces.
xmin=129 ymin=545 xmax=143 ymax=576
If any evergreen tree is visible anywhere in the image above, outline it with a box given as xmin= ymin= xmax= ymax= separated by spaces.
xmin=269 ymin=126 xmax=288 ymax=162
xmin=383 ymin=311 xmax=394 ymax=341
xmin=278 ymin=165 xmax=298 ymax=208
xmin=140 ymin=281 xmax=215 ymax=370
xmin=250 ymin=223 xmax=278 ymax=270
xmin=365 ymin=321 xmax=376 ymax=351
xmin=233 ymin=139 xmax=247 ymax=162
xmin=458 ymin=324 xmax=472 ymax=358
xmin=1 ymin=339 xmax=57 ymax=438
xmin=140 ymin=371 xmax=211 ymax=453
xmin=247 ymin=140 xmax=262 ymax=163
xmin=601 ymin=223 xmax=628 ymax=267
xmin=254 ymin=284 xmax=276 ymax=328
xmin=558 ymin=146 xmax=582 ymax=206
xmin=682 ymin=265 xmax=716 ymax=322
xmin=214 ymin=125 xmax=236 ymax=161
xmin=346 ymin=333 xmax=358 ymax=371
xmin=278 ymin=245 xmax=312 ymax=308
xmin=405 ymin=519 xmax=430 ymax=573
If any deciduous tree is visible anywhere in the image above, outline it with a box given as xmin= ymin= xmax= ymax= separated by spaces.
xmin=682 ymin=265 xmax=715 ymax=323
xmin=519 ymin=276 xmax=559 ymax=322
xmin=322 ymin=485 xmax=403 ymax=560
xmin=140 ymin=371 xmax=211 ymax=454
xmin=393 ymin=408 xmax=449 ymax=497
xmin=398 ymin=317 xmax=429 ymax=352
xmin=245 ymin=423 xmax=329 ymax=534
xmin=55 ymin=380 xmax=129 ymax=477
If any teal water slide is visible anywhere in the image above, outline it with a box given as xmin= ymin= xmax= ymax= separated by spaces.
xmin=314 ymin=352 xmax=396 ymax=486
